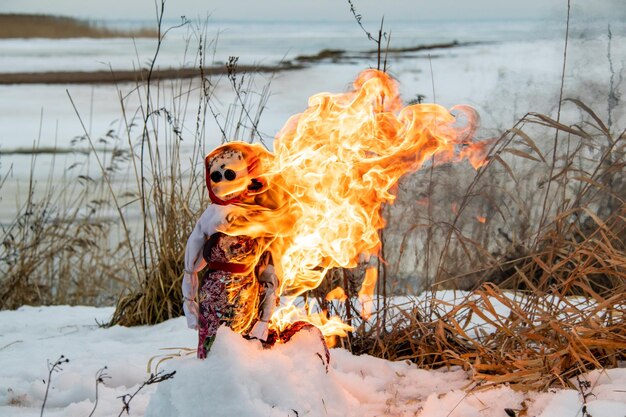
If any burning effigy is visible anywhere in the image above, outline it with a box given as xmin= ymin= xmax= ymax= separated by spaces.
xmin=182 ymin=69 xmax=488 ymax=356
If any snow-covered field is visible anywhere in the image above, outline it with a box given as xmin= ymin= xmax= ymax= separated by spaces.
xmin=1 ymin=305 xmax=624 ymax=417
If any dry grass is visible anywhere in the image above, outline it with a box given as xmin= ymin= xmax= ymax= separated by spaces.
xmin=0 ymin=8 xmax=202 ymax=312
xmin=329 ymin=102 xmax=626 ymax=390
xmin=0 ymin=9 xmax=275 ymax=323
xmin=108 ymin=11 xmax=275 ymax=326
xmin=0 ymin=14 xmax=156 ymax=39
xmin=0 ymin=144 xmax=135 ymax=308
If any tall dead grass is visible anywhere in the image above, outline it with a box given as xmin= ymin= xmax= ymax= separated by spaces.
xmin=1 ymin=9 xmax=203 ymax=314
xmin=331 ymin=101 xmax=625 ymax=389
xmin=108 ymin=9 xmax=274 ymax=326
xmin=0 ymin=138 xmax=135 ymax=308
xmin=0 ymin=8 xmax=274 ymax=322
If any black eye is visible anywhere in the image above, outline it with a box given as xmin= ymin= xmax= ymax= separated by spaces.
xmin=224 ymin=169 xmax=236 ymax=181
xmin=210 ymin=171 xmax=222 ymax=183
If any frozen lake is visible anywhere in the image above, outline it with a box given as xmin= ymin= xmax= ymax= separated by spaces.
xmin=0 ymin=17 xmax=624 ymax=220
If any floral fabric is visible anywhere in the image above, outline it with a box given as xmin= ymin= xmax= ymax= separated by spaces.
xmin=197 ymin=232 xmax=257 ymax=358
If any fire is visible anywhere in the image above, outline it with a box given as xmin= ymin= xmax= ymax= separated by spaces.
xmin=358 ymin=267 xmax=378 ymax=320
xmin=325 ymin=286 xmax=348 ymax=302
xmin=222 ymin=69 xmax=488 ymax=338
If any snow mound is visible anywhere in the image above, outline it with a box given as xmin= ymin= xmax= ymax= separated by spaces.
xmin=146 ymin=327 xmax=349 ymax=417
xmin=146 ymin=326 xmax=472 ymax=417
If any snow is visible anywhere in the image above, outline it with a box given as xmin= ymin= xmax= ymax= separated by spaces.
xmin=1 ymin=305 xmax=625 ymax=417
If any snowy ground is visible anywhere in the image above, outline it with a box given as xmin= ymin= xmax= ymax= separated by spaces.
xmin=1 ymin=306 xmax=625 ymax=417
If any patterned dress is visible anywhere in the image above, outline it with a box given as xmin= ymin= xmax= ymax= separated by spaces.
xmin=197 ymin=232 xmax=259 ymax=359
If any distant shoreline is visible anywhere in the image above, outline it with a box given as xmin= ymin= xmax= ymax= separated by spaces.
xmin=0 ymin=63 xmax=303 ymax=85
xmin=0 ymin=14 xmax=156 ymax=39
xmin=0 ymin=41 xmax=474 ymax=85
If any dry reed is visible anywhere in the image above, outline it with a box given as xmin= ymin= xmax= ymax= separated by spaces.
xmin=335 ymin=102 xmax=625 ymax=390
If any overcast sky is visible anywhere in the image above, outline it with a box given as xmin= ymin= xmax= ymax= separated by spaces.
xmin=1 ymin=0 xmax=621 ymax=22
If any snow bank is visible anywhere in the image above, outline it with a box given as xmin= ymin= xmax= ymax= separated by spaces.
xmin=146 ymin=327 xmax=350 ymax=417
xmin=146 ymin=326 xmax=473 ymax=417
xmin=0 ymin=306 xmax=625 ymax=417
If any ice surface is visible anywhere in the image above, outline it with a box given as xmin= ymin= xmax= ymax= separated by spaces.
xmin=1 ymin=18 xmax=623 ymax=223
xmin=0 ymin=19 xmax=572 ymax=74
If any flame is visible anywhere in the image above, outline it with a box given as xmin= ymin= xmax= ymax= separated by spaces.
xmin=222 ymin=69 xmax=488 ymax=338
xmin=476 ymin=215 xmax=487 ymax=223
xmin=458 ymin=136 xmax=492 ymax=170
xmin=325 ymin=286 xmax=348 ymax=302
xmin=358 ymin=267 xmax=378 ymax=320
xmin=271 ymin=303 xmax=350 ymax=338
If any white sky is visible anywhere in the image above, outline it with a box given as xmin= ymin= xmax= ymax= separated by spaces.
xmin=1 ymin=0 xmax=620 ymax=22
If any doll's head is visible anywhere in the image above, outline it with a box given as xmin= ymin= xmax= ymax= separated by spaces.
xmin=205 ymin=142 xmax=272 ymax=205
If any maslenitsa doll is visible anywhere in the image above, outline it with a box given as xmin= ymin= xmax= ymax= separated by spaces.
xmin=181 ymin=142 xmax=278 ymax=359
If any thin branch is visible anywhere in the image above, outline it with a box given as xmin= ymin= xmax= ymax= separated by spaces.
xmin=118 ymin=370 xmax=176 ymax=416
xmin=536 ymin=0 xmax=571 ymax=245
xmin=40 ymin=355 xmax=69 ymax=417
xmin=89 ymin=367 xmax=110 ymax=417
xmin=428 ymin=54 xmax=436 ymax=103
xmin=347 ymin=0 xmax=380 ymax=45
xmin=225 ymin=56 xmax=265 ymax=144
xmin=66 ymin=91 xmax=142 ymax=283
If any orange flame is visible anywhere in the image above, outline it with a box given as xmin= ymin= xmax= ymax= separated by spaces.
xmin=476 ymin=215 xmax=487 ymax=223
xmin=358 ymin=267 xmax=378 ymax=320
xmin=325 ymin=286 xmax=348 ymax=302
xmin=222 ymin=69 xmax=488 ymax=338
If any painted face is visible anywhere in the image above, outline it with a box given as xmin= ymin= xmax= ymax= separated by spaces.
xmin=208 ymin=149 xmax=250 ymax=201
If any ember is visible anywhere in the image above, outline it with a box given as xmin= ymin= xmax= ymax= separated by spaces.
xmin=223 ymin=69 xmax=489 ymax=338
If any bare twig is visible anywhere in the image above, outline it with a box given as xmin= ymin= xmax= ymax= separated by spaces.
xmin=66 ymin=90 xmax=142 ymax=283
xmin=536 ymin=0 xmax=571 ymax=244
xmin=347 ymin=0 xmax=388 ymax=71
xmin=118 ymin=370 xmax=176 ymax=416
xmin=89 ymin=366 xmax=111 ymax=417
xmin=40 ymin=355 xmax=70 ymax=417
xmin=225 ymin=56 xmax=267 ymax=145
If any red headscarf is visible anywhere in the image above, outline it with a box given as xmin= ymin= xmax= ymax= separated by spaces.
xmin=204 ymin=142 xmax=272 ymax=205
